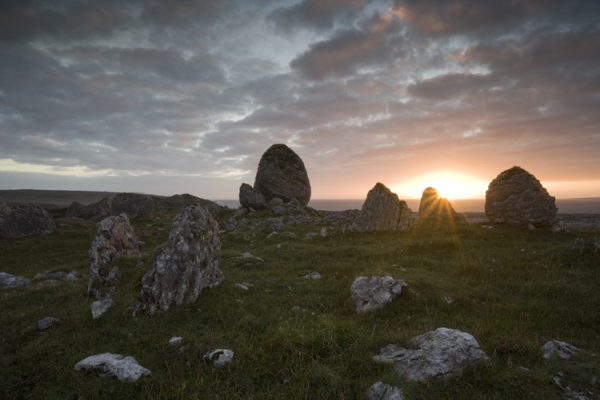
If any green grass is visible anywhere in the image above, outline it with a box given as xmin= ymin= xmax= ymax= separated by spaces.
xmin=1 ymin=210 xmax=599 ymax=399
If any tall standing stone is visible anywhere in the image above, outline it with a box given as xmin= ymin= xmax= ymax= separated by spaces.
xmin=346 ymin=183 xmax=415 ymax=232
xmin=253 ymin=144 xmax=311 ymax=206
xmin=138 ymin=204 xmax=223 ymax=314
xmin=485 ymin=166 xmax=557 ymax=226
xmin=0 ymin=203 xmax=56 ymax=238
xmin=418 ymin=187 xmax=465 ymax=222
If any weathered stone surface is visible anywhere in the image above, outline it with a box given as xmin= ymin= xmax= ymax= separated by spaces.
xmin=271 ymin=197 xmax=307 ymax=217
xmin=366 ymin=382 xmax=405 ymax=400
xmin=66 ymin=197 xmax=112 ymax=220
xmin=346 ymin=183 xmax=415 ymax=233
xmin=318 ymin=209 xmax=360 ymax=226
xmin=565 ymin=237 xmax=600 ymax=254
xmin=485 ymin=166 xmax=557 ymax=227
xmin=38 ymin=317 xmax=60 ymax=330
xmin=0 ymin=272 xmax=30 ymax=289
xmin=91 ymin=297 xmax=115 ymax=319
xmin=74 ymin=353 xmax=151 ymax=382
xmin=169 ymin=337 xmax=184 ymax=345
xmin=111 ymin=193 xmax=153 ymax=219
xmin=253 ymin=144 xmax=311 ymax=206
xmin=418 ymin=187 xmax=465 ymax=222
xmin=541 ymin=340 xmax=580 ymax=359
xmin=239 ymin=183 xmax=266 ymax=210
xmin=0 ymin=197 xmax=11 ymax=219
xmin=0 ymin=203 xmax=56 ymax=238
xmin=374 ymin=328 xmax=491 ymax=381
xmin=551 ymin=219 xmax=569 ymax=233
xmin=87 ymin=214 xmax=140 ymax=300
xmin=139 ymin=205 xmax=223 ymax=313
xmin=351 ymin=275 xmax=407 ymax=313
xmin=204 ymin=349 xmax=234 ymax=367
xmin=33 ymin=270 xmax=77 ymax=281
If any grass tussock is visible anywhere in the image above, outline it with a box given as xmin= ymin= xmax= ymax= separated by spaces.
xmin=1 ymin=210 xmax=599 ymax=399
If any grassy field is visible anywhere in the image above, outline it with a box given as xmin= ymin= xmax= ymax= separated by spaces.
xmin=1 ymin=206 xmax=599 ymax=399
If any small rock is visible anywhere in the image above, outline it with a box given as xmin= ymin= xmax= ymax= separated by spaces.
xmin=267 ymin=231 xmax=278 ymax=238
xmin=91 ymin=297 xmax=115 ymax=319
xmin=305 ymin=232 xmax=317 ymax=238
xmin=235 ymin=283 xmax=249 ymax=290
xmin=528 ymin=223 xmax=536 ymax=231
xmin=38 ymin=317 xmax=60 ymax=330
xmin=565 ymin=237 xmax=600 ymax=254
xmin=291 ymin=306 xmax=308 ymax=312
xmin=541 ymin=340 xmax=580 ymax=359
xmin=0 ymin=272 xmax=30 ymax=289
xmin=442 ymin=296 xmax=453 ymax=304
xmin=204 ymin=349 xmax=234 ymax=367
xmin=233 ymin=207 xmax=249 ymax=218
xmin=320 ymin=227 xmax=327 ymax=237
xmin=74 ymin=353 xmax=151 ymax=382
xmin=304 ymin=272 xmax=321 ymax=279
xmin=551 ymin=219 xmax=569 ymax=233
xmin=351 ymin=276 xmax=407 ymax=313
xmin=105 ymin=266 xmax=121 ymax=284
xmin=238 ymin=252 xmax=264 ymax=262
xmin=169 ymin=337 xmax=184 ymax=345
xmin=366 ymin=381 xmax=405 ymax=400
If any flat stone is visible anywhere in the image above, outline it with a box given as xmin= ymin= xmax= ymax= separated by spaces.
xmin=38 ymin=317 xmax=60 ymax=330
xmin=541 ymin=340 xmax=580 ymax=359
xmin=204 ymin=349 xmax=234 ymax=367
xmin=169 ymin=337 xmax=184 ymax=345
xmin=351 ymin=275 xmax=407 ymax=313
xmin=0 ymin=272 xmax=30 ymax=289
xmin=74 ymin=353 xmax=151 ymax=382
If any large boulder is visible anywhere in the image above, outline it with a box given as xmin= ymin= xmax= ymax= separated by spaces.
xmin=239 ymin=183 xmax=266 ymax=210
xmin=0 ymin=197 xmax=11 ymax=220
xmin=66 ymin=197 xmax=112 ymax=220
xmin=374 ymin=328 xmax=491 ymax=381
xmin=0 ymin=203 xmax=56 ymax=238
xmin=346 ymin=183 xmax=415 ymax=233
xmin=111 ymin=193 xmax=153 ymax=219
xmin=87 ymin=214 xmax=141 ymax=300
xmin=253 ymin=144 xmax=311 ymax=206
xmin=485 ymin=166 xmax=557 ymax=226
xmin=138 ymin=204 xmax=223 ymax=314
xmin=418 ymin=187 xmax=465 ymax=222
xmin=351 ymin=275 xmax=407 ymax=313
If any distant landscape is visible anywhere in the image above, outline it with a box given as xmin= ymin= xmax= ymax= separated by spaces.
xmin=2 ymin=189 xmax=599 ymax=214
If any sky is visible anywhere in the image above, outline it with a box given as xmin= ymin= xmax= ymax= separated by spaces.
xmin=0 ymin=0 xmax=599 ymax=201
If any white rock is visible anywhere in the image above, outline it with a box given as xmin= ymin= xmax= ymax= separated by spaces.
xmin=351 ymin=276 xmax=407 ymax=313
xmin=169 ymin=337 xmax=183 ymax=345
xmin=373 ymin=328 xmax=491 ymax=381
xmin=366 ymin=381 xmax=404 ymax=400
xmin=38 ymin=317 xmax=60 ymax=330
xmin=235 ymin=283 xmax=249 ymax=290
xmin=204 ymin=349 xmax=234 ymax=367
xmin=305 ymin=232 xmax=317 ymax=238
xmin=320 ymin=227 xmax=327 ymax=237
xmin=304 ymin=271 xmax=321 ymax=279
xmin=91 ymin=297 xmax=115 ymax=319
xmin=528 ymin=223 xmax=536 ymax=231
xmin=0 ymin=272 xmax=30 ymax=289
xmin=541 ymin=340 xmax=580 ymax=359
xmin=238 ymin=252 xmax=264 ymax=262
xmin=74 ymin=353 xmax=151 ymax=382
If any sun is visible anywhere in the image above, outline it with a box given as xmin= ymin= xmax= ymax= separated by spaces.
xmin=393 ymin=171 xmax=489 ymax=200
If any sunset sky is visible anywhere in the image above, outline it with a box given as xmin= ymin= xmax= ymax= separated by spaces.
xmin=0 ymin=0 xmax=599 ymax=200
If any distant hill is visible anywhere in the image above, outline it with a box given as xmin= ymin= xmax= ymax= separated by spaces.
xmin=0 ymin=189 xmax=122 ymax=207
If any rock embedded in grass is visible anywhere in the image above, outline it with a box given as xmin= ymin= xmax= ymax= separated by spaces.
xmin=366 ymin=381 xmax=405 ymax=400
xmin=204 ymin=349 xmax=234 ymax=367
xmin=565 ymin=237 xmax=600 ymax=254
xmin=541 ymin=340 xmax=580 ymax=359
xmin=373 ymin=328 xmax=491 ymax=381
xmin=351 ymin=275 xmax=407 ymax=313
xmin=0 ymin=272 xmax=30 ymax=289
xmin=37 ymin=317 xmax=60 ymax=330
xmin=74 ymin=353 xmax=151 ymax=382
xmin=0 ymin=203 xmax=56 ymax=238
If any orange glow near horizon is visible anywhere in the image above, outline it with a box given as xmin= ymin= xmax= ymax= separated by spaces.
xmin=393 ymin=171 xmax=489 ymax=200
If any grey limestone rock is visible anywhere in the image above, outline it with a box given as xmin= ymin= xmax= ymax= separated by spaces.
xmin=485 ymin=166 xmax=557 ymax=227
xmin=74 ymin=353 xmax=151 ymax=382
xmin=351 ymin=275 xmax=407 ymax=313
xmin=0 ymin=272 xmax=30 ymax=289
xmin=346 ymin=183 xmax=415 ymax=233
xmin=91 ymin=297 xmax=115 ymax=319
xmin=271 ymin=197 xmax=307 ymax=217
xmin=66 ymin=197 xmax=112 ymax=220
xmin=111 ymin=193 xmax=153 ymax=219
xmin=87 ymin=214 xmax=140 ymax=300
xmin=204 ymin=349 xmax=234 ymax=367
xmin=366 ymin=382 xmax=405 ymax=400
xmin=374 ymin=328 xmax=491 ymax=381
xmin=139 ymin=205 xmax=223 ymax=313
xmin=418 ymin=187 xmax=465 ymax=222
xmin=541 ymin=340 xmax=580 ymax=359
xmin=38 ymin=317 xmax=60 ymax=330
xmin=0 ymin=197 xmax=11 ymax=219
xmin=239 ymin=183 xmax=266 ymax=210
xmin=0 ymin=203 xmax=56 ymax=238
xmin=565 ymin=237 xmax=600 ymax=254
xmin=318 ymin=209 xmax=360 ymax=226
xmin=253 ymin=144 xmax=311 ymax=206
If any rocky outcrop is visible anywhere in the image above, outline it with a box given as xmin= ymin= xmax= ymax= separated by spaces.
xmin=87 ymin=214 xmax=140 ymax=301
xmin=351 ymin=276 xmax=407 ymax=313
xmin=418 ymin=187 xmax=465 ymax=222
xmin=0 ymin=203 xmax=56 ymax=238
xmin=367 ymin=382 xmax=405 ymax=400
xmin=66 ymin=197 xmax=112 ymax=220
xmin=152 ymin=194 xmax=222 ymax=218
xmin=0 ymin=272 xmax=30 ymax=289
xmin=74 ymin=353 xmax=151 ymax=382
xmin=541 ymin=340 xmax=580 ymax=359
xmin=239 ymin=183 xmax=266 ymax=210
xmin=137 ymin=205 xmax=223 ymax=314
xmin=253 ymin=144 xmax=311 ymax=206
xmin=111 ymin=193 xmax=153 ymax=219
xmin=565 ymin=237 xmax=600 ymax=254
xmin=346 ymin=183 xmax=415 ymax=233
xmin=0 ymin=197 xmax=11 ymax=219
xmin=374 ymin=328 xmax=491 ymax=381
xmin=485 ymin=166 xmax=557 ymax=227
xmin=318 ymin=209 xmax=360 ymax=226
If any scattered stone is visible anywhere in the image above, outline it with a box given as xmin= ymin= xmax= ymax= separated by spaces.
xmin=351 ymin=276 xmax=407 ymax=313
xmin=0 ymin=203 xmax=56 ymax=238
xmin=305 ymin=232 xmax=317 ymax=238
xmin=551 ymin=219 xmax=569 ymax=233
xmin=565 ymin=237 xmax=600 ymax=254
xmin=38 ymin=317 xmax=60 ymax=330
xmin=203 ymin=349 xmax=234 ymax=367
xmin=0 ymin=272 xmax=30 ymax=289
xmin=442 ymin=296 xmax=454 ymax=304
xmin=346 ymin=183 xmax=416 ymax=233
xmin=239 ymin=183 xmax=266 ymax=210
xmin=418 ymin=187 xmax=465 ymax=222
xmin=318 ymin=209 xmax=360 ymax=226
xmin=232 ymin=207 xmax=249 ymax=219
xmin=366 ymin=381 xmax=405 ymax=400
xmin=87 ymin=214 xmax=140 ymax=300
xmin=238 ymin=252 xmax=264 ymax=262
xmin=74 ymin=353 xmax=151 ymax=382
xmin=320 ymin=227 xmax=327 ymax=236
xmin=271 ymin=198 xmax=307 ymax=217
xmin=528 ymin=223 xmax=536 ymax=231
xmin=91 ymin=297 xmax=115 ymax=319
xmin=267 ymin=197 xmax=284 ymax=207
xmin=33 ymin=270 xmax=78 ymax=281
xmin=541 ymin=340 xmax=580 ymax=359
xmin=66 ymin=197 xmax=112 ymax=220
xmin=169 ymin=337 xmax=184 ymax=345
xmin=485 ymin=166 xmax=557 ymax=227
xmin=110 ymin=193 xmax=153 ymax=219
xmin=0 ymin=197 xmax=11 ymax=219
xmin=304 ymin=272 xmax=321 ymax=279
xmin=138 ymin=205 xmax=223 ymax=314
xmin=291 ymin=306 xmax=308 ymax=312
xmin=235 ymin=283 xmax=249 ymax=290
xmin=267 ymin=231 xmax=278 ymax=238
xmin=481 ymin=225 xmax=494 ymax=229
xmin=253 ymin=144 xmax=311 ymax=206
xmin=373 ymin=328 xmax=491 ymax=381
